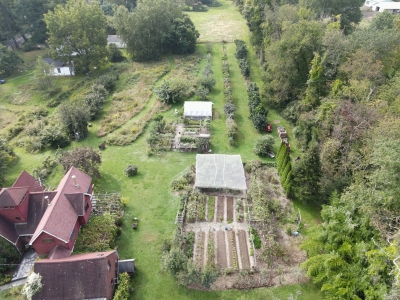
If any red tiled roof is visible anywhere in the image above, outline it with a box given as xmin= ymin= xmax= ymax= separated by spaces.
xmin=0 ymin=187 xmax=28 ymax=207
xmin=0 ymin=215 xmax=18 ymax=244
xmin=65 ymin=193 xmax=85 ymax=216
xmin=15 ymin=192 xmax=57 ymax=236
xmin=30 ymin=167 xmax=92 ymax=244
xmin=33 ymin=250 xmax=117 ymax=300
xmin=13 ymin=170 xmax=44 ymax=193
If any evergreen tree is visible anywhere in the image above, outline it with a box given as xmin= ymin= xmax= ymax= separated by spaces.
xmin=291 ymin=141 xmax=321 ymax=203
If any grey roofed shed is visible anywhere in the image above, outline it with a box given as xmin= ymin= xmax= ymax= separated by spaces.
xmin=195 ymin=154 xmax=247 ymax=190
xmin=184 ymin=101 xmax=213 ymax=120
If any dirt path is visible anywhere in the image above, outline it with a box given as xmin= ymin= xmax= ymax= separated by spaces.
xmin=216 ymin=196 xmax=225 ymax=222
xmin=238 ymin=230 xmax=250 ymax=269
xmin=216 ymin=230 xmax=228 ymax=269
xmin=226 ymin=197 xmax=233 ymax=222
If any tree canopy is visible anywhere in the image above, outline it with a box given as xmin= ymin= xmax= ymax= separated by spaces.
xmin=0 ymin=44 xmax=22 ymax=75
xmin=44 ymin=0 xmax=108 ymax=73
xmin=114 ymin=0 xmax=198 ymax=61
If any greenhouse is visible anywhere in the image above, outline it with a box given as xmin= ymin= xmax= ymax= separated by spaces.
xmin=195 ymin=154 xmax=247 ymax=190
xmin=184 ymin=101 xmax=213 ymax=120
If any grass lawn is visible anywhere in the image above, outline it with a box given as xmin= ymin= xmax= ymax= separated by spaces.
xmin=0 ymin=1 xmax=323 ymax=299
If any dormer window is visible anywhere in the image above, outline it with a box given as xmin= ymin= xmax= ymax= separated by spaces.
xmin=15 ymin=217 xmax=21 ymax=221
xmin=107 ymin=260 xmax=111 ymax=270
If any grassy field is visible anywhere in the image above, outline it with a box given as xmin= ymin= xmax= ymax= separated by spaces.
xmin=0 ymin=1 xmax=322 ymax=299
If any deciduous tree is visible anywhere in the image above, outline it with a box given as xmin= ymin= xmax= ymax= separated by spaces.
xmin=44 ymin=0 xmax=108 ymax=73
xmin=0 ymin=44 xmax=22 ymax=75
xmin=60 ymin=145 xmax=102 ymax=178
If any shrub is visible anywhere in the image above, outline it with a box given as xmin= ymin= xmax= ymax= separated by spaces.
xmin=239 ymin=59 xmax=250 ymax=77
xmin=74 ymin=213 xmax=118 ymax=252
xmin=223 ymin=102 xmax=236 ymax=117
xmin=154 ymin=78 xmax=189 ymax=104
xmin=22 ymin=41 xmax=37 ymax=52
xmin=108 ymin=43 xmax=125 ymax=62
xmin=254 ymin=135 xmax=275 ymax=156
xmin=125 ymin=164 xmax=138 ymax=176
xmin=95 ymin=73 xmax=118 ymax=91
xmin=250 ymin=227 xmax=261 ymax=249
xmin=226 ymin=118 xmax=237 ymax=138
xmin=195 ymin=86 xmax=209 ymax=100
xmin=113 ymin=273 xmax=130 ymax=300
xmin=199 ymin=76 xmax=216 ymax=90
xmin=234 ymin=39 xmax=248 ymax=60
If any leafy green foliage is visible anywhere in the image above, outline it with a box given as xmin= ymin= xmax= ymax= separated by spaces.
xmin=234 ymin=39 xmax=248 ymax=60
xmin=44 ymin=0 xmax=108 ymax=73
xmin=114 ymin=0 xmax=198 ymax=61
xmin=84 ymin=84 xmax=108 ymax=120
xmin=0 ymin=136 xmax=16 ymax=186
xmin=0 ymin=237 xmax=20 ymax=274
xmin=113 ymin=273 xmax=131 ymax=300
xmin=108 ymin=43 xmax=125 ymax=63
xmin=249 ymin=226 xmax=261 ymax=249
xmin=154 ymin=78 xmax=190 ymax=104
xmin=169 ymin=15 xmax=199 ymax=55
xmin=58 ymin=101 xmax=90 ymax=139
xmin=291 ymin=142 xmax=321 ymax=203
xmin=60 ymin=145 xmax=102 ymax=178
xmin=253 ymin=135 xmax=275 ymax=156
xmin=74 ymin=213 xmax=117 ymax=253
xmin=125 ymin=164 xmax=138 ymax=176
xmin=0 ymin=44 xmax=23 ymax=75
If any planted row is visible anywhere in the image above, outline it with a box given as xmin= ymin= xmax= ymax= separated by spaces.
xmin=222 ymin=45 xmax=238 ymax=147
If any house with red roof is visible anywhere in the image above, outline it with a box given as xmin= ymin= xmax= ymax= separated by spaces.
xmin=33 ymin=250 xmax=119 ymax=300
xmin=0 ymin=167 xmax=94 ymax=256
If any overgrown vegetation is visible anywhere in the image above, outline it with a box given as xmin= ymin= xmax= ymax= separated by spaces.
xmin=74 ymin=213 xmax=118 ymax=253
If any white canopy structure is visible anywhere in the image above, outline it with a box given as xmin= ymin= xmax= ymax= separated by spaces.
xmin=195 ymin=154 xmax=247 ymax=190
xmin=184 ymin=101 xmax=213 ymax=120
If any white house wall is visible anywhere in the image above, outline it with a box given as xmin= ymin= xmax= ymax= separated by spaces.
xmin=52 ymin=67 xmax=74 ymax=76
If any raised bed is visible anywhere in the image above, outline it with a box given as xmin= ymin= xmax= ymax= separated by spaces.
xmin=207 ymin=196 xmax=215 ymax=222
xmin=238 ymin=230 xmax=250 ymax=270
xmin=216 ymin=196 xmax=225 ymax=222
xmin=195 ymin=231 xmax=205 ymax=269
xmin=226 ymin=231 xmax=233 ymax=269
xmin=229 ymin=231 xmax=239 ymax=271
xmin=207 ymin=232 xmax=215 ymax=267
xmin=197 ymin=197 xmax=206 ymax=222
xmin=216 ymin=230 xmax=228 ymax=269
xmin=226 ymin=197 xmax=233 ymax=222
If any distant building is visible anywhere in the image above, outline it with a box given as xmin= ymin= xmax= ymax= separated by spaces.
xmin=42 ymin=58 xmax=74 ymax=76
xmin=364 ymin=0 xmax=392 ymax=8
xmin=107 ymin=35 xmax=126 ymax=48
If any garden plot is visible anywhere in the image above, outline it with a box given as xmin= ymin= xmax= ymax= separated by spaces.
xmin=184 ymin=194 xmax=253 ymax=272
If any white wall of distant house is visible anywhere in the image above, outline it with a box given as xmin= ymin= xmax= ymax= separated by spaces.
xmin=51 ymin=66 xmax=74 ymax=76
xmin=107 ymin=42 xmax=126 ymax=49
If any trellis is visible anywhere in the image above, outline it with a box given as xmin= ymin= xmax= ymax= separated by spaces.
xmin=91 ymin=192 xmax=123 ymax=216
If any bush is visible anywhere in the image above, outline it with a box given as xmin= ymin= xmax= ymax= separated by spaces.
xmin=223 ymin=102 xmax=236 ymax=117
xmin=154 ymin=78 xmax=189 ymax=104
xmin=250 ymin=227 xmax=261 ymax=249
xmin=22 ymin=41 xmax=37 ymax=52
xmin=113 ymin=273 xmax=130 ymax=300
xmin=125 ymin=164 xmax=138 ymax=176
xmin=239 ymin=59 xmax=250 ymax=77
xmin=195 ymin=86 xmax=209 ymax=100
xmin=95 ymin=73 xmax=118 ymax=91
xmin=199 ymin=76 xmax=216 ymax=90
xmin=108 ymin=43 xmax=125 ymax=62
xmin=254 ymin=135 xmax=275 ymax=156
xmin=234 ymin=39 xmax=248 ymax=60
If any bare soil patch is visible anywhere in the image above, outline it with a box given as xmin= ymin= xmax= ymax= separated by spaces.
xmin=226 ymin=197 xmax=233 ymax=222
xmin=216 ymin=230 xmax=227 ymax=269
xmin=195 ymin=231 xmax=205 ymax=269
xmin=237 ymin=230 xmax=250 ymax=269
xmin=216 ymin=196 xmax=225 ymax=222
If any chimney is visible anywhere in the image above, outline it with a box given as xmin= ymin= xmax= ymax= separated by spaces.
xmin=72 ymin=175 xmax=80 ymax=188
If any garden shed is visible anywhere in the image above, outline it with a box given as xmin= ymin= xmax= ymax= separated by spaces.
xmin=184 ymin=101 xmax=213 ymax=120
xmin=195 ymin=154 xmax=247 ymax=190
